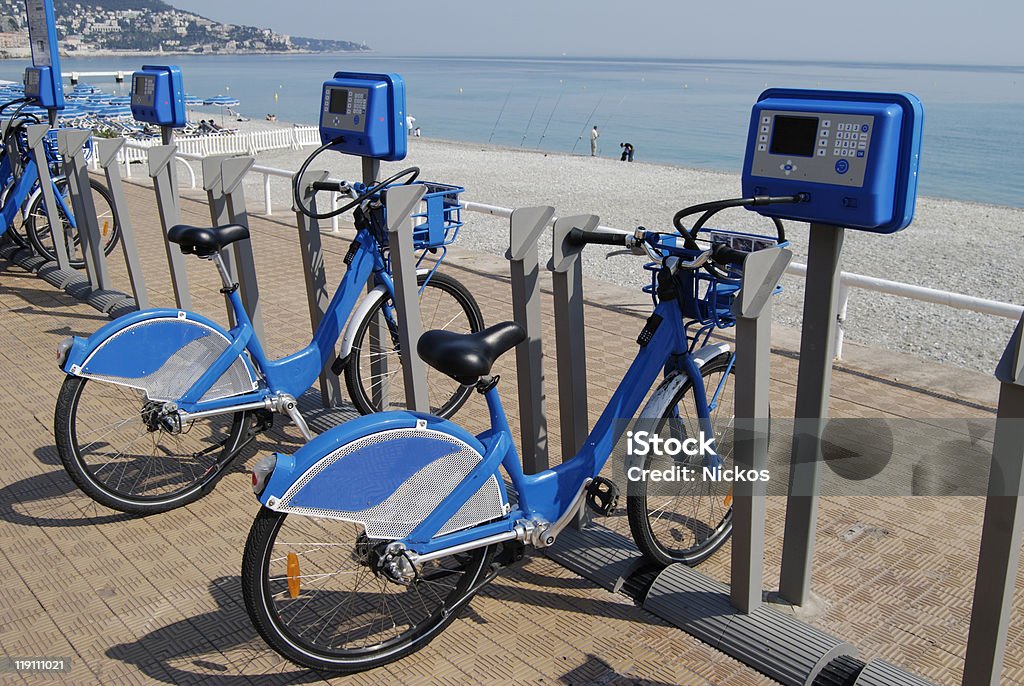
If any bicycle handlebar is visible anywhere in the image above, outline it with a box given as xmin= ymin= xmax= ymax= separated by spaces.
xmin=709 ymin=243 xmax=747 ymax=266
xmin=311 ymin=180 xmax=353 ymax=195
xmin=567 ymin=227 xmax=628 ymax=247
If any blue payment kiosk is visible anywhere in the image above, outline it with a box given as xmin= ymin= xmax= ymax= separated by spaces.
xmin=742 ymin=89 xmax=923 ymax=233
xmin=130 ymin=66 xmax=187 ymax=129
xmin=319 ymin=72 xmax=407 ymax=161
xmin=23 ymin=0 xmax=65 ymax=114
xmin=741 ymin=89 xmax=926 ymax=607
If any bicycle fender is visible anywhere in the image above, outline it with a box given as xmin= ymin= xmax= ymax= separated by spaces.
xmin=22 ymin=185 xmax=41 ymax=220
xmin=337 ymin=268 xmax=431 ymax=360
xmin=338 ymin=284 xmax=390 ymax=360
xmin=260 ymin=412 xmax=507 ymax=540
xmin=626 ymin=343 xmax=731 ymax=474
xmin=61 ymin=308 xmax=259 ymax=402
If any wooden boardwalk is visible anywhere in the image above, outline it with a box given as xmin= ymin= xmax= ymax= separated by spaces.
xmin=0 ymin=177 xmax=1019 ymax=685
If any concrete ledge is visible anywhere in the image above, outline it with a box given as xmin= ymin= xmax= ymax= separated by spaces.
xmin=644 ymin=563 xmax=856 ymax=686
xmin=545 ymin=523 xmax=647 ymax=595
xmin=853 ymin=659 xmax=936 ymax=686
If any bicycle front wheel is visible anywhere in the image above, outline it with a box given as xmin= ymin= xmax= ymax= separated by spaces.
xmin=242 ymin=507 xmax=493 ymax=673
xmin=344 ymin=271 xmax=484 ymax=417
xmin=54 ymin=376 xmax=250 ymax=514
xmin=27 ymin=178 xmax=121 ymax=268
xmin=627 ymin=352 xmax=737 ymax=567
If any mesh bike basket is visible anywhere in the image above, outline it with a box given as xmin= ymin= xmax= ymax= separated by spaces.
xmin=80 ymin=318 xmax=259 ymax=402
xmin=272 ymin=427 xmax=507 ymax=540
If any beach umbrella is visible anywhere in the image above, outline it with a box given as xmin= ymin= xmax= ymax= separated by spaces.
xmin=204 ymin=95 xmax=241 ymax=125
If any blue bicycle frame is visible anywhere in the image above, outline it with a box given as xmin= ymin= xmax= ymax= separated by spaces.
xmin=59 ymin=223 xmax=409 ymax=420
xmin=257 ymin=233 xmax=735 ymax=556
xmin=0 ymin=155 xmax=77 ymax=236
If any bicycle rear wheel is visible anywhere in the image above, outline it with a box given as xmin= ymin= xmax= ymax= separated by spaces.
xmin=54 ymin=375 xmax=250 ymax=514
xmin=344 ymin=271 xmax=484 ymax=418
xmin=27 ymin=178 xmax=121 ymax=268
xmin=0 ymin=179 xmax=30 ymax=248
xmin=242 ymin=507 xmax=493 ymax=673
xmin=627 ymin=353 xmax=737 ymax=566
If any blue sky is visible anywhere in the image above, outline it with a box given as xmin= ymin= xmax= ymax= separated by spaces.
xmin=170 ymin=0 xmax=1023 ymax=66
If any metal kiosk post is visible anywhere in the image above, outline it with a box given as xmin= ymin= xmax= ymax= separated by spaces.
xmin=507 ymin=206 xmax=554 ymax=473
xmin=735 ymin=89 xmax=924 ymax=607
xmin=549 ymin=214 xmax=599 ymax=460
xmin=58 ymin=128 xmax=116 ymax=305
xmin=962 ymin=313 xmax=1024 ymax=686
xmin=309 ymin=71 xmax=427 ymax=410
xmin=24 ymin=124 xmax=72 ymax=274
xmin=729 ymin=245 xmax=793 ymax=613
xmin=95 ymin=138 xmax=149 ymax=311
xmin=292 ymin=168 xmax=342 ymax=407
xmin=220 ymin=155 xmax=264 ymax=341
xmin=130 ymin=65 xmax=189 ymax=308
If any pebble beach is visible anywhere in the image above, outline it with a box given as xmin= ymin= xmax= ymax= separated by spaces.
xmin=239 ymin=133 xmax=1024 ymax=375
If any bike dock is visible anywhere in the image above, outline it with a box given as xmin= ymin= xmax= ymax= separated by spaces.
xmin=0 ymin=173 xmax=1017 ymax=685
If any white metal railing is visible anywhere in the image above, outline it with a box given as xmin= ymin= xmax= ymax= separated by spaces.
xmin=118 ymin=126 xmax=320 ymax=186
xmin=116 ymin=145 xmax=1024 ymax=361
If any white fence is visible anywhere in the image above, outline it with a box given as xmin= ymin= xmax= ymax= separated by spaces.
xmin=116 ymin=126 xmax=320 ymax=183
xmin=116 ymin=146 xmax=1024 ymax=361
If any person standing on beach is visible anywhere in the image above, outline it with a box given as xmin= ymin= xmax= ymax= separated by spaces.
xmin=619 ymin=142 xmax=634 ymax=162
xmin=590 ymin=125 xmax=600 ymax=156
xmin=406 ymin=114 xmax=416 ymax=135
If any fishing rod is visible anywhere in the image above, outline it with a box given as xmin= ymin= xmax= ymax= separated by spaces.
xmin=571 ymin=93 xmax=605 ymax=154
xmin=520 ymin=96 xmax=541 ymax=147
xmin=488 ymin=88 xmax=513 ymax=144
xmin=600 ymin=94 xmax=628 ymax=132
xmin=537 ymin=83 xmax=565 ymax=147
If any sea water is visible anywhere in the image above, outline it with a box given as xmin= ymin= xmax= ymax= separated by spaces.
xmin=2 ymin=54 xmax=1020 ymax=207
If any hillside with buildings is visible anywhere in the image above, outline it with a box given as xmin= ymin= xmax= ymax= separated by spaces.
xmin=0 ymin=0 xmax=367 ymax=57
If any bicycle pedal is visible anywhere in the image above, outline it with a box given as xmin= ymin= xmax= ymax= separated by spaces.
xmin=586 ymin=477 xmax=620 ymax=517
xmin=330 ymin=354 xmax=349 ymax=376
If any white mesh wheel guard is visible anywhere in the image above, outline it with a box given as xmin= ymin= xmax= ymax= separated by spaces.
xmin=273 ymin=427 xmax=507 ymax=540
xmin=79 ymin=319 xmax=259 ymax=402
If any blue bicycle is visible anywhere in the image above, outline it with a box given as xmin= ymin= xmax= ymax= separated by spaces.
xmin=54 ymin=167 xmax=483 ymax=514
xmin=0 ymin=99 xmax=121 ymax=267
xmin=239 ymin=197 xmax=792 ymax=672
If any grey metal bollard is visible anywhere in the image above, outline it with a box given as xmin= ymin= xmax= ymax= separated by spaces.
xmin=383 ymin=183 xmax=429 ymax=412
xmin=220 ymin=156 xmax=265 ymax=342
xmin=202 ymin=155 xmax=238 ymax=325
xmin=25 ymin=124 xmax=72 ymax=272
xmin=508 ymin=206 xmax=555 ymax=473
xmin=292 ymin=169 xmax=342 ymax=407
xmin=147 ymin=144 xmax=191 ymax=309
xmin=962 ymin=314 xmax=1024 ymax=686
xmin=729 ymin=246 xmax=792 ymax=614
xmin=58 ymin=129 xmax=111 ymax=293
xmin=549 ymin=214 xmax=598 ymax=461
xmin=95 ymin=138 xmax=148 ymax=310
xmin=779 ymin=223 xmax=845 ymax=605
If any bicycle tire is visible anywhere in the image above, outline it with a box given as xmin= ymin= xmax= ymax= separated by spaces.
xmin=627 ymin=353 xmax=737 ymax=567
xmin=242 ymin=507 xmax=493 ymax=673
xmin=344 ymin=271 xmax=484 ymax=418
xmin=54 ymin=375 xmax=250 ymax=515
xmin=27 ymin=178 xmax=122 ymax=268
